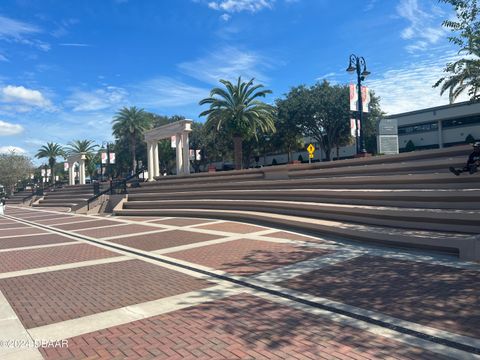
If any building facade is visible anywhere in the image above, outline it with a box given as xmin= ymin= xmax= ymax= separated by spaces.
xmin=386 ymin=101 xmax=480 ymax=151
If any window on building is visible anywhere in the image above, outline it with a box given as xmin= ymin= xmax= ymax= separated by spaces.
xmin=443 ymin=114 xmax=480 ymax=128
xmin=398 ymin=121 xmax=438 ymax=135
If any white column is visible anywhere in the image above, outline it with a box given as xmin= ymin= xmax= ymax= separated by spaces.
xmin=176 ymin=133 xmax=183 ymax=175
xmin=182 ymin=132 xmax=190 ymax=175
xmin=438 ymin=120 xmax=444 ymax=149
xmin=153 ymin=142 xmax=160 ymax=177
xmin=68 ymin=163 xmax=74 ymax=186
xmin=147 ymin=142 xmax=154 ymax=181
xmin=79 ymin=160 xmax=85 ymax=185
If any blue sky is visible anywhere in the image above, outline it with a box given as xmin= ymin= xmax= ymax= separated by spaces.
xmin=0 ymin=0 xmax=464 ymax=160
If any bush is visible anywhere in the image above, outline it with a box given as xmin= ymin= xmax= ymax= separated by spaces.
xmin=272 ymin=158 xmax=278 ymax=165
xmin=405 ymin=140 xmax=415 ymax=152
xmin=297 ymin=154 xmax=304 ymax=162
xmin=465 ymin=134 xmax=475 ymax=144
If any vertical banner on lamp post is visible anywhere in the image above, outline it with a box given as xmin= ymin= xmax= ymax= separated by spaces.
xmin=109 ymin=152 xmax=115 ymax=164
xmin=101 ymin=152 xmax=107 ymax=164
xmin=350 ymin=119 xmax=357 ymax=137
xmin=64 ymin=162 xmax=69 ymax=171
xmin=349 ymin=84 xmax=357 ymax=112
xmin=361 ymin=86 xmax=370 ymax=113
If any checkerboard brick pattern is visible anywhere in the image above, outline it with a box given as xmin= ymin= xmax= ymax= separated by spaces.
xmin=280 ymin=255 xmax=480 ymax=339
xmin=34 ymin=216 xmax=78 ymax=225
xmin=110 ymin=230 xmax=224 ymax=251
xmin=196 ymin=222 xmax=267 ymax=234
xmin=0 ymin=259 xmax=212 ymax=328
xmin=0 ymin=227 xmax=47 ymax=237
xmin=0 ymin=243 xmax=117 ymax=273
xmin=0 ymin=222 xmax=30 ymax=229
xmin=167 ymin=239 xmax=332 ymax=276
xmin=0 ymin=234 xmax=76 ymax=250
xmin=265 ymin=231 xmax=327 ymax=243
xmin=53 ymin=219 xmax=122 ymax=231
xmin=40 ymin=293 xmax=450 ymax=360
xmin=74 ymin=224 xmax=163 ymax=238
xmin=150 ymin=218 xmax=216 ymax=227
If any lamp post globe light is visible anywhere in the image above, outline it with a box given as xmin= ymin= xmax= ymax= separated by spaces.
xmin=346 ymin=54 xmax=371 ymax=155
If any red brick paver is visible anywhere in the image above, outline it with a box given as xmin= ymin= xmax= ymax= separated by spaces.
xmin=109 ymin=230 xmax=223 ymax=251
xmin=0 ymin=227 xmax=47 ymax=237
xmin=41 ymin=293 xmax=451 ymax=360
xmin=167 ymin=239 xmax=331 ymax=276
xmin=0 ymin=243 xmax=117 ymax=273
xmin=0 ymin=259 xmax=212 ymax=328
xmin=280 ymin=255 xmax=480 ymax=339
xmin=74 ymin=224 xmax=164 ymax=238
xmin=196 ymin=222 xmax=267 ymax=234
xmin=0 ymin=234 xmax=76 ymax=250
xmin=150 ymin=218 xmax=217 ymax=227
xmin=265 ymin=231 xmax=328 ymax=243
xmin=0 ymin=222 xmax=30 ymax=229
xmin=53 ymin=219 xmax=123 ymax=231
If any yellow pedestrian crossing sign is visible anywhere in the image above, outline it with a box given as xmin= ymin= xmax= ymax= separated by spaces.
xmin=307 ymin=144 xmax=315 ymax=154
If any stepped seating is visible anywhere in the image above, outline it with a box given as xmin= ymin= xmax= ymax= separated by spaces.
xmin=33 ymin=184 xmax=95 ymax=210
xmin=6 ymin=189 xmax=34 ymax=205
xmin=114 ymin=145 xmax=480 ymax=261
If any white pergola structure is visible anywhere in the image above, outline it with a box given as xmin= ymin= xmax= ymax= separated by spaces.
xmin=144 ymin=119 xmax=193 ymax=181
xmin=66 ymin=153 xmax=87 ymax=186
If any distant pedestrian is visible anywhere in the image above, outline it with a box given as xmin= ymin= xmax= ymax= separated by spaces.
xmin=0 ymin=198 xmax=5 ymax=215
xmin=450 ymin=142 xmax=480 ymax=176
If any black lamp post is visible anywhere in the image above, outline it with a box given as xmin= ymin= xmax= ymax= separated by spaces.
xmin=100 ymin=141 xmax=113 ymax=181
xmin=346 ymin=54 xmax=371 ymax=155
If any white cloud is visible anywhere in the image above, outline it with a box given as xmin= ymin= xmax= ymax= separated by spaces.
xmin=178 ymin=46 xmax=272 ymax=85
xmin=0 ymin=15 xmax=49 ymax=52
xmin=207 ymin=0 xmax=275 ymax=13
xmin=396 ymin=0 xmax=447 ymax=53
xmin=0 ymin=53 xmax=8 ymax=62
xmin=0 ymin=120 xmax=24 ymax=136
xmin=132 ymin=77 xmax=209 ymax=108
xmin=1 ymin=85 xmax=52 ymax=108
xmin=0 ymin=15 xmax=40 ymax=40
xmin=366 ymin=49 xmax=468 ymax=114
xmin=220 ymin=13 xmax=231 ymax=21
xmin=0 ymin=145 xmax=26 ymax=154
xmin=65 ymin=86 xmax=128 ymax=112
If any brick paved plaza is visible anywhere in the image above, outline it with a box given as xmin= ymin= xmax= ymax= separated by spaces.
xmin=0 ymin=206 xmax=479 ymax=359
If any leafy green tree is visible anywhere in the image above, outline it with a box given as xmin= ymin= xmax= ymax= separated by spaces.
xmin=273 ymin=99 xmax=304 ymax=162
xmin=434 ymin=0 xmax=480 ymax=102
xmin=199 ymin=77 xmax=276 ymax=170
xmin=466 ymin=133 xmax=476 ymax=143
xmin=0 ymin=151 xmax=34 ymax=195
xmin=112 ymin=106 xmax=152 ymax=173
xmin=65 ymin=140 xmax=99 ymax=178
xmin=35 ymin=142 xmax=64 ymax=184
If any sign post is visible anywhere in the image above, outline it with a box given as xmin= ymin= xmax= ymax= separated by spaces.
xmin=307 ymin=144 xmax=315 ymax=164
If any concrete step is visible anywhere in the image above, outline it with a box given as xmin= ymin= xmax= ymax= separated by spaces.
xmin=113 ymin=208 xmax=479 ymax=261
xmin=38 ymin=198 xmax=90 ymax=204
xmin=127 ymin=189 xmax=480 ymax=210
xmin=130 ymin=173 xmax=480 ymax=194
xmin=33 ymin=202 xmax=80 ymax=208
xmin=122 ymin=199 xmax=480 ymax=233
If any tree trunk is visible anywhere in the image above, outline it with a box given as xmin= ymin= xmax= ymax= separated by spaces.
xmin=131 ymin=136 xmax=137 ymax=174
xmin=233 ymin=136 xmax=243 ymax=170
xmin=325 ymin=148 xmax=331 ymax=161
xmin=336 ymin=146 xmax=340 ymax=160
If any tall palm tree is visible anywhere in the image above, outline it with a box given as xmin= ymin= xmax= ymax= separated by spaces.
xmin=35 ymin=142 xmax=64 ymax=184
xmin=112 ymin=106 xmax=151 ymax=173
xmin=434 ymin=43 xmax=480 ymax=103
xmin=65 ymin=140 xmax=99 ymax=178
xmin=199 ymin=77 xmax=276 ymax=170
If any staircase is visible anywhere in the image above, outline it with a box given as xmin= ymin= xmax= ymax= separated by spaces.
xmin=114 ymin=145 xmax=480 ymax=261
xmin=6 ymin=189 xmax=34 ymax=205
xmin=33 ymin=184 xmax=95 ymax=210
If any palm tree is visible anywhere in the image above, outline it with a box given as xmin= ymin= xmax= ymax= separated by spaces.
xmin=434 ymin=43 xmax=480 ymax=103
xmin=112 ymin=106 xmax=151 ymax=173
xmin=65 ymin=140 xmax=99 ymax=178
xmin=35 ymin=142 xmax=64 ymax=184
xmin=199 ymin=77 xmax=276 ymax=170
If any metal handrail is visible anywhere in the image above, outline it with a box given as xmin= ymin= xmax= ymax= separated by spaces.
xmin=86 ymin=167 xmax=146 ymax=210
